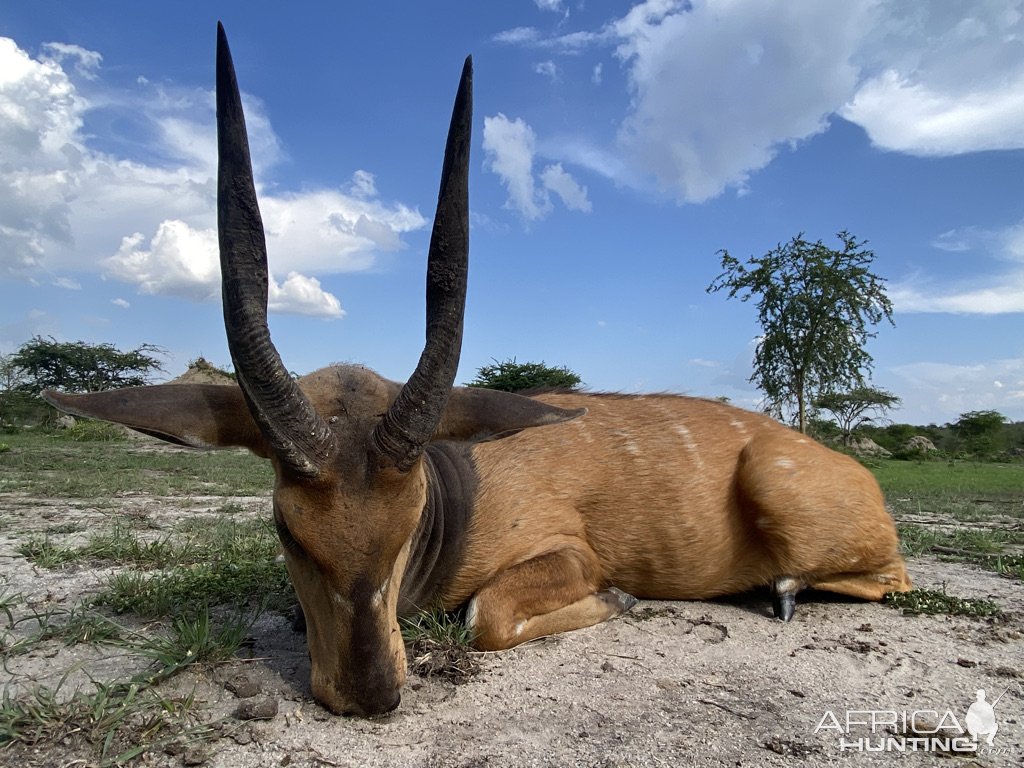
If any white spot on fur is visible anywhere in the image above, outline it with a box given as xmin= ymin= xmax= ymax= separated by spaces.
xmin=775 ymin=457 xmax=795 ymax=470
xmin=372 ymin=577 xmax=391 ymax=608
xmin=674 ymin=424 xmax=705 ymax=469
xmin=465 ymin=596 xmax=479 ymax=631
xmin=513 ymin=620 xmax=526 ymax=637
xmin=775 ymin=576 xmax=802 ymax=593
xmin=729 ymin=419 xmax=748 ymax=435
xmin=625 ymin=440 xmax=641 ymax=456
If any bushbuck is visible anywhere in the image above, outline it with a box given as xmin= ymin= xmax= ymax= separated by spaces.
xmin=44 ymin=24 xmax=912 ymax=718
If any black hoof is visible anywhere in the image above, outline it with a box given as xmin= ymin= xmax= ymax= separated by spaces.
xmin=772 ymin=591 xmax=796 ymax=622
xmin=772 ymin=577 xmax=801 ymax=622
xmin=604 ymin=586 xmax=640 ymax=613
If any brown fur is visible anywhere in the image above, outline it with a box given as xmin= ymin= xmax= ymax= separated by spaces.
xmin=444 ymin=391 xmax=910 ymax=650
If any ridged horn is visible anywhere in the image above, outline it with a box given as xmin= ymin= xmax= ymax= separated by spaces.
xmin=216 ymin=22 xmax=335 ymax=477
xmin=372 ymin=56 xmax=472 ymax=472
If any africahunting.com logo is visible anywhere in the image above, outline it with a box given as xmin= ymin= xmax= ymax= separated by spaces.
xmin=814 ymin=686 xmax=1018 ymax=755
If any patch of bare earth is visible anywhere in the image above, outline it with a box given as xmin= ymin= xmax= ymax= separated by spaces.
xmin=1 ymin=489 xmax=1022 ymax=767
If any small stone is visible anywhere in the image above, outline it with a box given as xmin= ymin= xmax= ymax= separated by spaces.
xmin=600 ymin=660 xmax=615 ymax=673
xmin=182 ymin=747 xmax=210 ymax=766
xmin=226 ymin=676 xmax=261 ymax=699
xmin=957 ymin=658 xmax=978 ymax=668
xmin=234 ymin=696 xmax=279 ymax=721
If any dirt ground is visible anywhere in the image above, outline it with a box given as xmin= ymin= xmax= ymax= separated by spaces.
xmin=1 ymin=487 xmax=1022 ymax=767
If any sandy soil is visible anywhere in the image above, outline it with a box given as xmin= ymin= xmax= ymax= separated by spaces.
xmin=0 ymin=487 xmax=1021 ymax=768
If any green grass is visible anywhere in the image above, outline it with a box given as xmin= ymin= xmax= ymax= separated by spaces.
xmin=2 ymin=603 xmax=125 ymax=656
xmin=0 ymin=432 xmax=273 ymax=498
xmin=872 ymin=458 xmax=1024 ymax=521
xmin=14 ymin=514 xmax=294 ymax=619
xmin=400 ymin=607 xmax=473 ymax=646
xmin=865 ymin=458 xmax=1024 ymax=581
xmin=0 ymin=677 xmax=216 ymax=767
xmin=885 ymin=587 xmax=1003 ymax=618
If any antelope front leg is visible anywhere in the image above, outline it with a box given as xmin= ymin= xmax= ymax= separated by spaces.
xmin=467 ymin=548 xmax=638 ymax=651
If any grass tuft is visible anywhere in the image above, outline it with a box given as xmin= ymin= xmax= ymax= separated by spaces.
xmin=136 ymin=607 xmax=254 ymax=685
xmin=885 ymin=586 xmax=1003 ymax=618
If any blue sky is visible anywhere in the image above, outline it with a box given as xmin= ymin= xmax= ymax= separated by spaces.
xmin=1 ymin=1 xmax=1022 ymax=426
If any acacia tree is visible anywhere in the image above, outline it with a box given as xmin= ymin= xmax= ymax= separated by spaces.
xmin=467 ymin=359 xmax=582 ymax=393
xmin=813 ymin=386 xmax=901 ymax=441
xmin=707 ymin=231 xmax=894 ymax=434
xmin=9 ymin=337 xmax=165 ymax=394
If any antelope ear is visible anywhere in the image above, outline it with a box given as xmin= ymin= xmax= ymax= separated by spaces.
xmin=42 ymin=384 xmax=270 ymax=457
xmin=435 ymin=386 xmax=585 ymax=442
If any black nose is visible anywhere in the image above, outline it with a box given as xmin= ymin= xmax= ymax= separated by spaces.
xmin=352 ymin=688 xmax=401 ymax=718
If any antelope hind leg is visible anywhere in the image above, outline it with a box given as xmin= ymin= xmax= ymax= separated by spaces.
xmin=810 ymin=567 xmax=912 ymax=602
xmin=467 ymin=548 xmax=638 ymax=651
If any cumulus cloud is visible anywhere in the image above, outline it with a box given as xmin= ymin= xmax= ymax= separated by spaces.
xmin=104 ymin=219 xmax=344 ymax=317
xmin=269 ymin=273 xmax=343 ymax=318
xmin=612 ymin=0 xmax=871 ymax=203
xmin=0 ymin=35 xmax=425 ymax=317
xmin=842 ymin=4 xmax=1024 ymax=155
xmin=493 ymin=1 xmax=1024 ymax=207
xmin=483 ymin=113 xmax=591 ymax=221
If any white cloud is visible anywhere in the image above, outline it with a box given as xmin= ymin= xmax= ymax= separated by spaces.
xmin=269 ymin=273 xmax=344 ymax=318
xmin=889 ymin=358 xmax=1024 ymax=422
xmin=103 ymin=219 xmax=345 ymax=318
xmin=534 ymin=0 xmax=566 ymax=13
xmin=52 ymin=276 xmax=81 ymax=290
xmin=891 ymin=279 xmax=1024 ymax=315
xmin=493 ymin=27 xmax=542 ymax=46
xmin=483 ymin=113 xmax=592 ymax=222
xmin=843 ymin=69 xmax=1024 ymax=155
xmin=842 ymin=4 xmax=1024 ymax=155
xmin=104 ymin=220 xmax=219 ymax=301
xmin=893 ymin=221 xmax=1024 ymax=314
xmin=0 ymin=35 xmax=426 ymax=317
xmin=111 ymin=298 xmax=130 ymax=309
xmin=483 ymin=114 xmax=552 ymax=222
xmin=612 ymin=0 xmax=872 ymax=203
xmin=40 ymin=42 xmax=102 ymax=80
xmin=494 ymin=1 xmax=1024 ymax=205
xmin=540 ymin=163 xmax=592 ymax=212
xmin=348 ymin=169 xmax=377 ymax=198
xmin=535 ymin=61 xmax=559 ymax=81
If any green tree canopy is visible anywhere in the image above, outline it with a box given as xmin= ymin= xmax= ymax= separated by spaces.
xmin=467 ymin=359 xmax=583 ymax=393
xmin=813 ymin=386 xmax=901 ymax=440
xmin=9 ymin=337 xmax=165 ymax=394
xmin=951 ymin=409 xmax=1006 ymax=457
xmin=707 ymin=231 xmax=894 ymax=434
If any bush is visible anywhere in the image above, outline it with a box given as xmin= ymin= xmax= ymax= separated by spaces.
xmin=467 ymin=359 xmax=583 ymax=393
